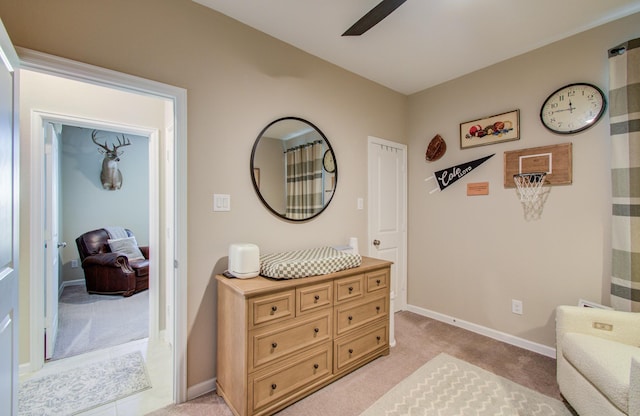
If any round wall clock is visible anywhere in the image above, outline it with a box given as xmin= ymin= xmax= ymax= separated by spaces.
xmin=540 ymin=83 xmax=606 ymax=134
xmin=323 ymin=149 xmax=336 ymax=173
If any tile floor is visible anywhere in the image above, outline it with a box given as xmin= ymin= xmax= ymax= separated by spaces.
xmin=19 ymin=337 xmax=174 ymax=415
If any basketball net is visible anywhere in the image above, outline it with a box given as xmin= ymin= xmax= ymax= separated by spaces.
xmin=513 ymin=172 xmax=546 ymax=201
xmin=513 ymin=172 xmax=548 ymax=221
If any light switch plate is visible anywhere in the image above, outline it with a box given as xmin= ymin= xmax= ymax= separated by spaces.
xmin=213 ymin=194 xmax=231 ymax=211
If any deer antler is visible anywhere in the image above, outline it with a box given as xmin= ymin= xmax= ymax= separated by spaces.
xmin=91 ymin=130 xmax=132 ymax=155
xmin=112 ymin=134 xmax=131 ymax=155
xmin=91 ymin=130 xmax=111 ymax=154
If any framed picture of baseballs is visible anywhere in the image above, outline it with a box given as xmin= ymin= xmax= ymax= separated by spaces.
xmin=460 ymin=109 xmax=520 ymax=149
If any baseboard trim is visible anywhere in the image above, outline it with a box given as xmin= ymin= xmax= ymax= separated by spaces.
xmin=60 ymin=279 xmax=84 ymax=289
xmin=187 ymin=377 xmax=216 ymax=401
xmin=58 ymin=279 xmax=84 ymax=300
xmin=405 ymin=305 xmax=556 ymax=358
xmin=19 ymin=362 xmax=31 ymax=376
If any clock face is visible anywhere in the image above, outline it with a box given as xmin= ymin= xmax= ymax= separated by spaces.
xmin=323 ymin=150 xmax=336 ymax=173
xmin=540 ymin=83 xmax=606 ymax=134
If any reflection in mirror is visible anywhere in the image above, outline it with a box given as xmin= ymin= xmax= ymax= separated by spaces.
xmin=251 ymin=117 xmax=337 ymax=221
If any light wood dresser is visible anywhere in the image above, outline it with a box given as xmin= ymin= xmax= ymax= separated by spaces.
xmin=215 ymin=256 xmax=392 ymax=416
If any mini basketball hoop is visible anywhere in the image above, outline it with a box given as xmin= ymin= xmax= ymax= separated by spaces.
xmin=513 ymin=172 xmax=548 ymax=220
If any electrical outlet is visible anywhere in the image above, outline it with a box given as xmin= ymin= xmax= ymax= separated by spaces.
xmin=71 ymin=259 xmax=79 ymax=268
xmin=512 ymin=299 xmax=523 ymax=315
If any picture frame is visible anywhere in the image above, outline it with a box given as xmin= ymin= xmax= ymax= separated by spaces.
xmin=460 ymin=109 xmax=520 ymax=149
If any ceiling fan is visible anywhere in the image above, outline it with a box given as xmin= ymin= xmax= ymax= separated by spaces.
xmin=342 ymin=0 xmax=407 ymax=36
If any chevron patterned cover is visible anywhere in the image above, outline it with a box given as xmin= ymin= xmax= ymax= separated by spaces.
xmin=260 ymin=246 xmax=362 ymax=279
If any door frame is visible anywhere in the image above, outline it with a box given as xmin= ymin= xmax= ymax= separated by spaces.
xmin=33 ymin=113 xmax=161 ymax=358
xmin=43 ymin=121 xmax=60 ymax=360
xmin=367 ymin=136 xmax=408 ymax=312
xmin=0 ymin=19 xmax=20 ymax=416
xmin=19 ymin=48 xmax=188 ymax=403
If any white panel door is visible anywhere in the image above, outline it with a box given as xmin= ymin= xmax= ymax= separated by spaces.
xmin=44 ymin=122 xmax=61 ymax=359
xmin=0 ymin=20 xmax=20 ymax=416
xmin=368 ymin=137 xmax=407 ymax=346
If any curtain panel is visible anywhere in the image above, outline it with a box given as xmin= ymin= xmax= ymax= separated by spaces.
xmin=609 ymin=38 xmax=640 ymax=311
xmin=285 ymin=141 xmax=323 ymax=220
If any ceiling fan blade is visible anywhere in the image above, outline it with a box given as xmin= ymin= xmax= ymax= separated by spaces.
xmin=342 ymin=0 xmax=407 ymax=36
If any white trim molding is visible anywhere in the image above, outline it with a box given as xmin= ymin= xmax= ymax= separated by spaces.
xmin=17 ymin=47 xmax=188 ymax=404
xmin=187 ymin=377 xmax=217 ymax=402
xmin=406 ymin=305 xmax=556 ymax=358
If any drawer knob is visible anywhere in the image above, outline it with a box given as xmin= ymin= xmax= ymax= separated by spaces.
xmin=314 ymin=327 xmax=320 ymax=333
xmin=377 ymin=336 xmax=381 ymax=342
xmin=376 ymin=306 xmax=381 ymax=312
xmin=376 ymin=279 xmax=381 ymax=285
xmin=348 ymin=348 xmax=353 ymax=354
xmin=314 ymin=294 xmax=320 ymax=302
xmin=348 ymin=286 xmax=353 ymax=293
xmin=271 ymin=383 xmax=277 ymax=390
xmin=313 ymin=363 xmax=319 ymax=369
xmin=271 ymin=305 xmax=278 ymax=312
xmin=348 ymin=315 xmax=353 ymax=321
xmin=271 ymin=342 xmax=278 ymax=349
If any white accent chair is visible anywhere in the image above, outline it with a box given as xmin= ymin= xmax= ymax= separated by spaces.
xmin=556 ymin=305 xmax=640 ymax=416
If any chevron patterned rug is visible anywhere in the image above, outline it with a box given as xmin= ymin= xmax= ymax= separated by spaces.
xmin=360 ymin=353 xmax=572 ymax=416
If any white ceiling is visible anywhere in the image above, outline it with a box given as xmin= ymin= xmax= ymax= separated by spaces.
xmin=194 ymin=0 xmax=640 ymax=95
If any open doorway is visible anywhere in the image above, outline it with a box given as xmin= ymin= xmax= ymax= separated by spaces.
xmin=48 ymin=124 xmax=151 ymax=361
xmin=17 ymin=57 xmax=186 ymax=411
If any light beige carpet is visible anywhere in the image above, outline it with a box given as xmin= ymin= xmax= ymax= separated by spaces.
xmin=360 ymin=353 xmax=572 ymax=415
xmin=52 ymin=284 xmax=148 ymax=360
xmin=149 ymin=311 xmax=572 ymax=416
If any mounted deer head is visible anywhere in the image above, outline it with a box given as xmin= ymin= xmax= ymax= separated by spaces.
xmin=91 ymin=130 xmax=131 ymax=190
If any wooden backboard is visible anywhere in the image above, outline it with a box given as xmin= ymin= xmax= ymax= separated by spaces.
xmin=503 ymin=143 xmax=572 ymax=188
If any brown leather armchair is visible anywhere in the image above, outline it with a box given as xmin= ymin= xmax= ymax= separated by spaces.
xmin=75 ymin=228 xmax=149 ymax=296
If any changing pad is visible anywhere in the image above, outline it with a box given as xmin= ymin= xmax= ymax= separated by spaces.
xmin=260 ymin=246 xmax=362 ymax=279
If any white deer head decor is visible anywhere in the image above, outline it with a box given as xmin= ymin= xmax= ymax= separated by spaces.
xmin=91 ymin=130 xmax=131 ymax=190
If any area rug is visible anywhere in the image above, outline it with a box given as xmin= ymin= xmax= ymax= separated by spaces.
xmin=360 ymin=353 xmax=572 ymax=416
xmin=19 ymin=351 xmax=151 ymax=416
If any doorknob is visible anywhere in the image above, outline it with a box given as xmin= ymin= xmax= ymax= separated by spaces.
xmin=373 ymin=239 xmax=380 ymax=247
xmin=57 ymin=242 xmax=67 ymax=248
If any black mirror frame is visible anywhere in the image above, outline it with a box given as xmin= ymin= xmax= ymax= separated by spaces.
xmin=250 ymin=117 xmax=337 ymax=222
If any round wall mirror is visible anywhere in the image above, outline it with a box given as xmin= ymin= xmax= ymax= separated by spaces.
xmin=250 ymin=117 xmax=337 ymax=221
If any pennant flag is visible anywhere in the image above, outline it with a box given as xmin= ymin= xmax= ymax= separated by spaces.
xmin=425 ymin=154 xmax=494 ymax=193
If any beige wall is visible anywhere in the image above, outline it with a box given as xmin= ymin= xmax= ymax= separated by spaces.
xmin=6 ymin=0 xmax=638 ymax=394
xmin=0 ymin=0 xmax=407 ymax=389
xmin=407 ymin=12 xmax=640 ymax=347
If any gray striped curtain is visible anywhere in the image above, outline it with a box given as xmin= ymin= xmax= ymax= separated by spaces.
xmin=285 ymin=141 xmax=323 ymax=219
xmin=609 ymin=38 xmax=640 ymax=311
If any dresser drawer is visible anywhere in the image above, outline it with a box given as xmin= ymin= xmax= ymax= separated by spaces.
xmin=249 ymin=290 xmax=295 ymax=328
xmin=366 ymin=268 xmax=389 ymax=294
xmin=297 ymin=282 xmax=332 ymax=315
xmin=334 ymin=274 xmax=364 ymax=303
xmin=335 ymin=294 xmax=388 ymax=336
xmin=250 ymin=311 xmax=331 ymax=371
xmin=334 ymin=323 xmax=388 ymax=373
xmin=250 ymin=343 xmax=332 ymax=414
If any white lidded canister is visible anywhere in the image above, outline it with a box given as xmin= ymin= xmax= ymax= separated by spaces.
xmin=228 ymin=243 xmax=260 ymax=278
